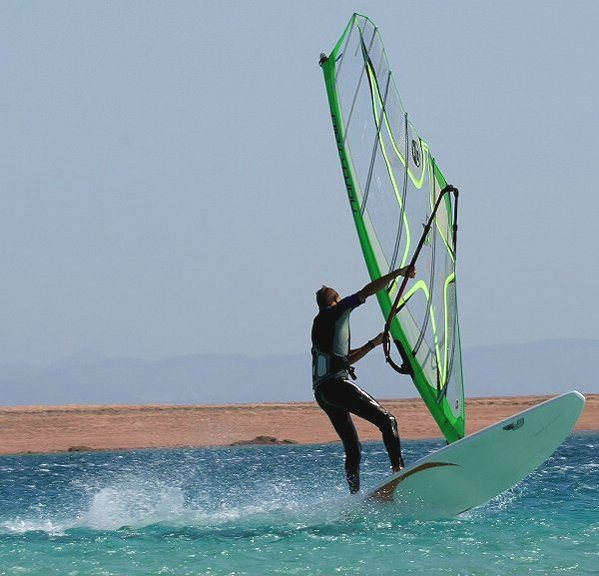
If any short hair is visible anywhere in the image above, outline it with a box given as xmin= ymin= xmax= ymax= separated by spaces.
xmin=316 ymin=285 xmax=334 ymax=309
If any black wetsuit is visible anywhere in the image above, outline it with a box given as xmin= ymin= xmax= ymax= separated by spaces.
xmin=311 ymin=293 xmax=403 ymax=494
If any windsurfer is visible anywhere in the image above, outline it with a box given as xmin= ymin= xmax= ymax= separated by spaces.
xmin=311 ymin=266 xmax=415 ymax=494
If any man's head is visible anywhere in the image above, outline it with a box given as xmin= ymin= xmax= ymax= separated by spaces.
xmin=316 ymin=285 xmax=340 ymax=309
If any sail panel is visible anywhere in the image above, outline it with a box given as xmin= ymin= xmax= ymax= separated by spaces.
xmin=321 ymin=14 xmax=465 ymax=442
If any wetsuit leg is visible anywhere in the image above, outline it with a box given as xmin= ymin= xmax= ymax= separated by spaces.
xmin=315 ymin=386 xmax=361 ymax=493
xmin=317 ymin=379 xmax=403 ymax=472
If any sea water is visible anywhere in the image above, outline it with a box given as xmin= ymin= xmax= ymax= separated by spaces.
xmin=0 ymin=434 xmax=596 ymax=575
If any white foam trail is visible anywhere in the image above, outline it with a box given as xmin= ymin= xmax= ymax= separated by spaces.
xmin=0 ymin=466 xmax=355 ymax=535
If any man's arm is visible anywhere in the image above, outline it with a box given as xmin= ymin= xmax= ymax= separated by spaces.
xmin=348 ymin=332 xmax=385 ymax=364
xmin=357 ymin=266 xmax=415 ymax=302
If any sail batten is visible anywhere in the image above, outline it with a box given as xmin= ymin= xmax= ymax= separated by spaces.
xmin=321 ymin=14 xmax=465 ymax=442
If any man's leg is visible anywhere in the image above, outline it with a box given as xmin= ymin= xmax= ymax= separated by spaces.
xmin=328 ymin=409 xmax=361 ymax=493
xmin=315 ymin=383 xmax=362 ymax=493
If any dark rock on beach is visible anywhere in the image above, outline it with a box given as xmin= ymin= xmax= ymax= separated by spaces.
xmin=67 ymin=445 xmax=96 ymax=452
xmin=230 ymin=435 xmax=298 ymax=446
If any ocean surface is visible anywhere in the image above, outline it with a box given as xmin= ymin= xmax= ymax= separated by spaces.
xmin=0 ymin=433 xmax=597 ymax=575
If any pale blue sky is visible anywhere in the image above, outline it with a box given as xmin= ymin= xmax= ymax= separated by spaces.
xmin=1 ymin=1 xmax=598 ymax=365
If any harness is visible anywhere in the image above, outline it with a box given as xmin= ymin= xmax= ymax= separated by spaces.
xmin=311 ymin=348 xmax=356 ymax=387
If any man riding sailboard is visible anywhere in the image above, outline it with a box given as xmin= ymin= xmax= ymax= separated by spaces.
xmin=311 ymin=266 xmax=415 ymax=493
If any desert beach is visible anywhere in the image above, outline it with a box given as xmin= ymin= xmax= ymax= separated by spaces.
xmin=0 ymin=394 xmax=596 ymax=455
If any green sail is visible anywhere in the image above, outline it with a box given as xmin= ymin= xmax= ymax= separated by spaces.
xmin=320 ymin=14 xmax=465 ymax=442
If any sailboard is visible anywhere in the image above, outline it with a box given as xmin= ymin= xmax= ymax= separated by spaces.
xmin=365 ymin=391 xmax=585 ymax=517
xmin=319 ymin=14 xmax=585 ymax=515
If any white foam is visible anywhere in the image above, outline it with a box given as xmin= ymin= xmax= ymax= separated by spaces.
xmin=1 ymin=518 xmax=66 ymax=535
xmin=0 ymin=469 xmax=351 ymax=535
xmin=76 ymin=481 xmax=186 ymax=530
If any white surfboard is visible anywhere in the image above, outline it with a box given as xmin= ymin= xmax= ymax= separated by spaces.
xmin=364 ymin=391 xmax=585 ymax=518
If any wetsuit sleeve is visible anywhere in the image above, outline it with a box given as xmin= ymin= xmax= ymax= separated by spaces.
xmin=336 ymin=292 xmax=364 ymax=313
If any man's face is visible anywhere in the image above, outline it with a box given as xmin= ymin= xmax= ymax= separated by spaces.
xmin=326 ymin=288 xmax=341 ymax=306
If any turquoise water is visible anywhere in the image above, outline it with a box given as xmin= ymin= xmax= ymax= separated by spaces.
xmin=0 ymin=434 xmax=597 ymax=575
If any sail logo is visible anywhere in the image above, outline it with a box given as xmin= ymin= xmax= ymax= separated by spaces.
xmin=411 ymin=139 xmax=421 ymax=168
xmin=331 ymin=113 xmax=360 ymax=214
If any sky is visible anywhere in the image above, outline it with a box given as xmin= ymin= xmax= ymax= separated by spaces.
xmin=1 ymin=1 xmax=598 ymax=366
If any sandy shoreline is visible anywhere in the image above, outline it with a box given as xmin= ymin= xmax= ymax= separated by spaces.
xmin=0 ymin=394 xmax=596 ymax=455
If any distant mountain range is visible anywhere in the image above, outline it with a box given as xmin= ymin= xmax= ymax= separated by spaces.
xmin=0 ymin=339 xmax=596 ymax=406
